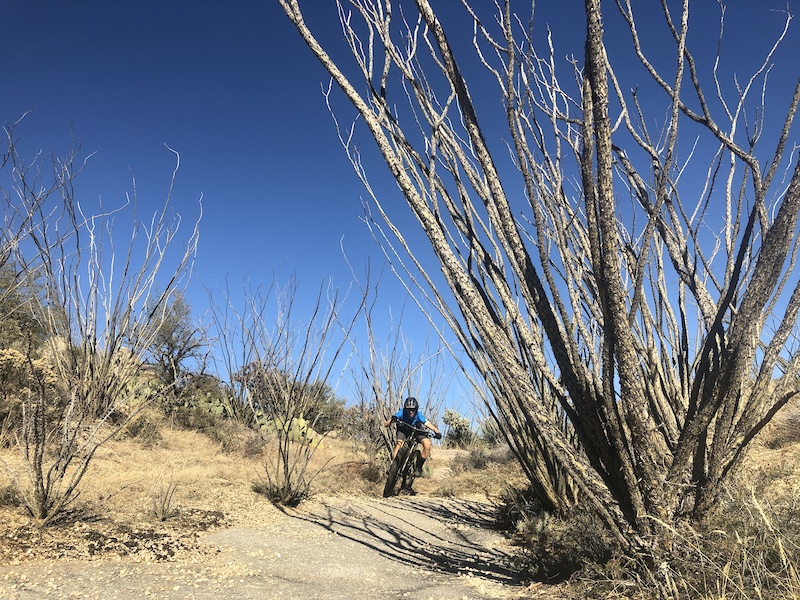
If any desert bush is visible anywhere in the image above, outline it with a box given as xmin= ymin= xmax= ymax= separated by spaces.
xmin=496 ymin=485 xmax=620 ymax=582
xmin=442 ymin=409 xmax=477 ymax=449
xmin=440 ymin=440 xmax=518 ymax=483
xmin=197 ymin=412 xmax=266 ymax=457
xmin=339 ymin=401 xmax=395 ymax=480
xmin=495 ymin=484 xmax=547 ymax=531
xmin=569 ymin=480 xmax=800 ymax=600
xmin=450 ymin=447 xmax=492 ymax=474
xmin=479 ymin=417 xmax=503 ymax=448
xmin=360 ymin=455 xmax=387 ymax=484
xmin=150 ymin=472 xmax=179 ymax=522
xmin=251 ymin=478 xmax=308 ymax=507
xmin=0 ymin=483 xmax=21 ymax=507
xmin=121 ymin=411 xmax=164 ymax=448
xmin=763 ymin=406 xmax=800 ymax=450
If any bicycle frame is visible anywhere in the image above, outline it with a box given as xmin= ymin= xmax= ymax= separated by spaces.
xmin=383 ymin=424 xmax=431 ymax=498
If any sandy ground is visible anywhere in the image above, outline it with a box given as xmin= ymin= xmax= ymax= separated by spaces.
xmin=0 ymin=494 xmax=563 ymax=600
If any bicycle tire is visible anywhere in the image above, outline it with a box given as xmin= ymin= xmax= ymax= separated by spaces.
xmin=402 ymin=448 xmax=421 ymax=492
xmin=383 ymin=444 xmax=409 ymax=498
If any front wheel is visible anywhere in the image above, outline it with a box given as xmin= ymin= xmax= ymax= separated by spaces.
xmin=383 ymin=444 xmax=409 ymax=498
xmin=400 ymin=448 xmax=421 ymax=493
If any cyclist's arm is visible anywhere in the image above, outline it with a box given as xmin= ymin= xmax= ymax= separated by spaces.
xmin=424 ymin=421 xmax=442 ymax=438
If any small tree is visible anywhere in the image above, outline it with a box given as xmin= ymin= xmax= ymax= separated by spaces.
xmin=145 ymin=292 xmax=207 ymax=409
xmin=211 ymin=277 xmax=364 ymax=506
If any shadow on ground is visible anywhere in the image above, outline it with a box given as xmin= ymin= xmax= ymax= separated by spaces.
xmin=293 ymin=496 xmax=523 ymax=586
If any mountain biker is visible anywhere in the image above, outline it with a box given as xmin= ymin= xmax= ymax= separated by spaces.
xmin=383 ymin=397 xmax=442 ymax=476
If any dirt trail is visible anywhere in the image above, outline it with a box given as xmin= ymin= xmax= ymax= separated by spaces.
xmin=0 ymin=495 xmax=560 ymax=599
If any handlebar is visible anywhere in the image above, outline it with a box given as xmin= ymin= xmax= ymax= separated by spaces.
xmin=398 ymin=423 xmax=431 ymax=436
xmin=391 ymin=421 xmax=442 ymax=440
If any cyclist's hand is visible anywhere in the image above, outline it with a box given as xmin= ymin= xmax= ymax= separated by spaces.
xmin=390 ymin=415 xmax=398 ymax=424
xmin=434 ymin=432 xmax=442 ymax=440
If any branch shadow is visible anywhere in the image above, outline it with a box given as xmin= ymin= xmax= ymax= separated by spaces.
xmin=289 ymin=496 xmax=523 ymax=586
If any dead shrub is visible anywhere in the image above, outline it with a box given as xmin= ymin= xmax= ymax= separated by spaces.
xmin=494 ymin=485 xmax=620 ymax=583
xmin=0 ymin=484 xmax=21 ymax=507
xmin=171 ymin=406 xmax=266 ymax=457
xmin=361 ymin=456 xmax=387 ymax=484
xmin=121 ymin=412 xmax=164 ymax=448
xmin=451 ymin=444 xmax=515 ymax=475
xmin=572 ymin=480 xmax=800 ymax=599
xmin=150 ymin=472 xmax=179 ymax=522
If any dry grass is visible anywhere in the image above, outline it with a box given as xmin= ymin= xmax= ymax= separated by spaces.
xmin=566 ymin=397 xmax=800 ymax=600
xmin=0 ymin=414 xmax=518 ymax=565
xmin=2 ymin=401 xmax=798 ymax=600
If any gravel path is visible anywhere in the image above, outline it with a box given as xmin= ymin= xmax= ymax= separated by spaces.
xmin=0 ymin=496 xmax=560 ymax=599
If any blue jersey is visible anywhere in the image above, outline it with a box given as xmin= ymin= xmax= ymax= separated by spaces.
xmin=394 ymin=408 xmax=426 ymax=428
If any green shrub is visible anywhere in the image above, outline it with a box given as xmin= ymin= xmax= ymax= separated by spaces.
xmin=442 ymin=409 xmax=477 ymax=449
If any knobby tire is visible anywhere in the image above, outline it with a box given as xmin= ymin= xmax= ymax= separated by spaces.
xmin=402 ymin=449 xmax=421 ymax=492
xmin=383 ymin=444 xmax=409 ymax=498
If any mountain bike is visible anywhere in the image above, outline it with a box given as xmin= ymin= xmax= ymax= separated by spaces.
xmin=382 ymin=424 xmax=432 ymax=498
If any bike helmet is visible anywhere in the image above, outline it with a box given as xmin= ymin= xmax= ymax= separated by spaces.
xmin=403 ymin=397 xmax=419 ymax=410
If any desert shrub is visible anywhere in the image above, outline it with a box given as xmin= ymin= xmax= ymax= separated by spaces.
xmin=494 ymin=484 xmax=619 ymax=582
xmin=763 ymin=411 xmax=800 ymax=449
xmin=0 ymin=484 xmax=21 ymax=507
xmin=0 ymin=348 xmax=42 ymax=445
xmin=206 ymin=418 xmax=266 ymax=457
xmin=479 ymin=417 xmax=504 ymax=448
xmin=571 ymin=479 xmax=800 ymax=600
xmin=466 ymin=446 xmax=490 ymax=469
xmin=451 ymin=444 xmax=515 ymax=477
xmin=150 ymin=472 xmax=179 ymax=522
xmin=169 ymin=403 xmax=265 ymax=456
xmin=670 ymin=486 xmax=800 ymax=600
xmin=339 ymin=402 xmax=391 ymax=465
xmin=171 ymin=404 xmax=218 ymax=430
xmin=495 ymin=484 xmax=547 ymax=531
xmin=442 ymin=409 xmax=477 ymax=449
xmin=121 ymin=412 xmax=163 ymax=448
xmin=361 ymin=458 xmax=385 ymax=483
xmin=360 ymin=452 xmax=389 ymax=484
xmin=252 ymin=479 xmax=308 ymax=507
xmin=450 ymin=446 xmax=490 ymax=474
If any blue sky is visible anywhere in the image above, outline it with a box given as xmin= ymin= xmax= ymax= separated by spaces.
xmin=2 ymin=2 xmax=366 ymax=288
xmin=3 ymin=1 xmax=799 ymax=415
xmin=2 ymin=0 xmax=461 ymax=413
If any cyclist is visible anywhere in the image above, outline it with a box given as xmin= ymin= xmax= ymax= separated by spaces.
xmin=384 ymin=397 xmax=442 ymax=476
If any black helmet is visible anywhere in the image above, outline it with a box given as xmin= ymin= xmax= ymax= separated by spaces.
xmin=404 ymin=397 xmax=419 ymax=411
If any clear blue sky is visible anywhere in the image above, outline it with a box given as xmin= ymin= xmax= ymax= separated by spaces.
xmin=3 ymin=1 xmax=798 ymax=414
xmin=2 ymin=1 xmax=369 ymax=289
xmin=1 ymin=0 xmax=461 ymax=412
